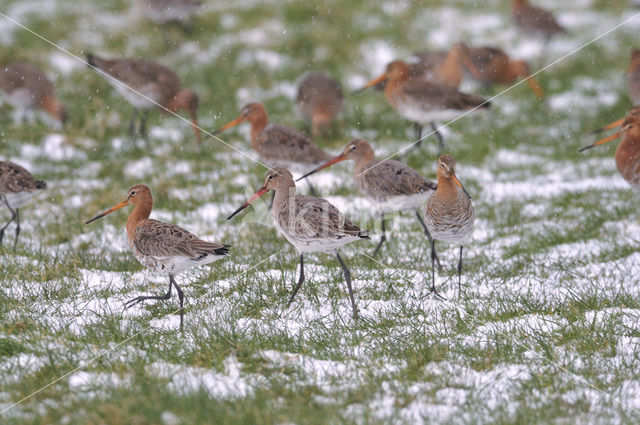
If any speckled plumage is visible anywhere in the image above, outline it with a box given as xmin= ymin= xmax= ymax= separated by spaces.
xmin=0 ymin=161 xmax=46 ymax=248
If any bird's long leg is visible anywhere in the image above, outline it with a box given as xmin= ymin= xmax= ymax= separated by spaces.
xmin=457 ymin=245 xmax=464 ymax=297
xmin=171 ymin=275 xmax=185 ymax=333
xmin=286 ymin=255 xmax=305 ymax=308
xmin=431 ymin=122 xmax=445 ymax=152
xmin=430 ymin=238 xmax=445 ymax=300
xmin=307 ymin=181 xmax=318 ymax=197
xmin=413 ymin=122 xmax=423 ymax=147
xmin=336 ymin=253 xmax=358 ymax=319
xmin=140 ymin=109 xmax=150 ymax=139
xmin=124 ymin=276 xmax=173 ymax=309
xmin=13 ymin=209 xmax=20 ymax=250
xmin=0 ymin=196 xmax=17 ymax=247
xmin=414 ymin=211 xmax=442 ymax=271
xmin=372 ymin=213 xmax=386 ymax=257
xmin=128 ymin=109 xmax=138 ymax=138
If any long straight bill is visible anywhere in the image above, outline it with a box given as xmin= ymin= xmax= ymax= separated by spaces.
xmin=579 ymin=131 xmax=621 ymax=153
xmin=227 ymin=187 xmax=269 ymax=220
xmin=296 ymin=154 xmax=347 ymax=182
xmin=85 ymin=200 xmax=128 ymax=224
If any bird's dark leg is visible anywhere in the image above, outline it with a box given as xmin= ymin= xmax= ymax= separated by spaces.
xmin=414 ymin=211 xmax=442 ymax=271
xmin=413 ymin=122 xmax=423 ymax=147
xmin=307 ymin=181 xmax=318 ymax=197
xmin=431 ymin=122 xmax=445 ymax=152
xmin=0 ymin=196 xmax=17 ymax=247
xmin=430 ymin=238 xmax=445 ymax=300
xmin=287 ymin=254 xmax=305 ymax=308
xmin=128 ymin=109 xmax=138 ymax=138
xmin=13 ymin=209 xmax=20 ymax=250
xmin=124 ymin=277 xmax=173 ymax=309
xmin=457 ymin=245 xmax=464 ymax=297
xmin=171 ymin=275 xmax=185 ymax=333
xmin=140 ymin=109 xmax=149 ymax=139
xmin=336 ymin=253 xmax=358 ymax=319
xmin=372 ymin=213 xmax=386 ymax=257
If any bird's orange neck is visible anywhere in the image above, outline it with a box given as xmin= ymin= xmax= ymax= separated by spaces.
xmin=436 ymin=47 xmax=464 ymax=88
xmin=126 ymin=199 xmax=152 ymax=244
xmin=249 ymin=115 xmax=269 ymax=149
xmin=435 ymin=173 xmax=461 ymax=203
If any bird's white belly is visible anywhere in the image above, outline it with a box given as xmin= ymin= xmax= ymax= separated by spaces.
xmin=424 ymin=214 xmax=474 ymax=244
xmin=2 ymin=191 xmax=35 ymax=209
xmin=396 ymin=102 xmax=467 ymax=123
xmin=4 ymin=88 xmax=36 ymax=109
xmin=274 ymin=221 xmax=360 ymax=254
xmin=133 ymin=250 xmax=225 ymax=276
xmin=111 ymin=80 xmax=158 ymax=108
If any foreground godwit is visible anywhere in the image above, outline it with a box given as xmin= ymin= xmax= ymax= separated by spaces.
xmin=463 ymin=46 xmax=545 ymax=99
xmin=580 ymin=118 xmax=640 ymax=190
xmin=628 ymin=48 xmax=640 ymax=105
xmin=87 ymin=54 xmax=201 ymax=142
xmin=85 ymin=184 xmax=230 ymax=330
xmin=424 ymin=155 xmax=474 ymax=296
xmin=135 ymin=0 xmax=202 ymax=24
xmin=228 ymin=167 xmax=368 ymax=318
xmin=297 ymin=72 xmax=344 ymax=137
xmin=356 ymin=60 xmax=490 ymax=151
xmin=296 ymin=138 xmax=441 ymax=267
xmin=0 ymin=161 xmax=46 ymax=249
xmin=0 ymin=63 xmax=67 ymax=126
xmin=512 ymin=0 xmax=565 ymax=43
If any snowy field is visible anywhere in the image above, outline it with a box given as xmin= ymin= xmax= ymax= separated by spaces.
xmin=1 ymin=0 xmax=640 ymax=423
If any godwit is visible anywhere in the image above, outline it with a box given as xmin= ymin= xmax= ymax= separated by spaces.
xmin=0 ymin=161 xmax=46 ymax=249
xmin=297 ymin=72 xmax=344 ymax=137
xmin=228 ymin=167 xmax=368 ymax=318
xmin=628 ymin=48 xmax=640 ymax=105
xmin=592 ymin=106 xmax=640 ymax=134
xmin=411 ymin=43 xmax=483 ymax=89
xmin=213 ymin=102 xmax=331 ymax=196
xmin=85 ymin=184 xmax=230 ymax=330
xmin=135 ymin=0 xmax=202 ymax=24
xmin=580 ymin=118 xmax=640 ymax=190
xmin=512 ymin=0 xmax=566 ymax=43
xmin=424 ymin=155 xmax=474 ymax=297
xmin=355 ymin=60 xmax=490 ymax=151
xmin=0 ymin=63 xmax=67 ymax=126
xmin=296 ymin=138 xmax=441 ymax=267
xmin=86 ymin=54 xmax=201 ymax=142
xmin=463 ymin=46 xmax=545 ymax=98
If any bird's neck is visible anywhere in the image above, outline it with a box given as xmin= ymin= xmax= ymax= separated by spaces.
xmin=437 ymin=49 xmax=463 ymax=87
xmin=435 ymin=174 xmax=461 ymax=203
xmin=126 ymin=201 xmax=152 ymax=243
xmin=272 ymin=181 xmax=297 ymax=213
xmin=249 ymin=117 xmax=268 ymax=148
xmin=354 ymin=152 xmax=376 ymax=175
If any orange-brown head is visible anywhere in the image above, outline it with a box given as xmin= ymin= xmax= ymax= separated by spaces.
xmin=213 ymin=102 xmax=268 ymax=136
xmin=355 ymin=61 xmax=411 ymax=93
xmin=436 ymin=154 xmax=471 ymax=199
xmin=227 ymin=167 xmax=293 ymax=219
xmin=85 ymin=184 xmax=153 ymax=224
xmin=167 ymin=88 xmax=200 ymax=142
xmin=296 ymin=138 xmax=375 ymax=182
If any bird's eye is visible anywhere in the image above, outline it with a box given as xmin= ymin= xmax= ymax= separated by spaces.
xmin=130 ymin=190 xmax=136 ymax=195
xmin=268 ymin=175 xmax=274 ymax=180
xmin=350 ymin=145 xmax=356 ymax=151
xmin=440 ymin=163 xmax=445 ymax=168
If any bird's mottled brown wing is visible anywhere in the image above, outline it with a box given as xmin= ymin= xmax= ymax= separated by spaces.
xmin=133 ymin=219 xmax=229 ymax=259
xmin=359 ymin=159 xmax=436 ymax=198
xmin=257 ymin=124 xmax=331 ymax=164
xmin=0 ymin=161 xmax=46 ymax=194
xmin=94 ymin=58 xmax=181 ymax=101
xmin=0 ymin=63 xmax=53 ymax=98
xmin=400 ymin=80 xmax=490 ymax=111
xmin=277 ymin=196 xmax=368 ymax=239
xmin=515 ymin=5 xmax=565 ymax=35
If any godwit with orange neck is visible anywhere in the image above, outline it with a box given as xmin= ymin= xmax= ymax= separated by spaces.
xmin=85 ymin=184 xmax=230 ymax=331
xmin=424 ymin=155 xmax=474 ymax=297
xmin=0 ymin=161 xmax=46 ymax=250
xmin=512 ymin=0 xmax=566 ymax=44
xmin=213 ymin=102 xmax=332 ymax=196
xmin=463 ymin=46 xmax=545 ymax=99
xmin=87 ymin=54 xmax=201 ymax=142
xmin=0 ymin=63 xmax=67 ymax=127
xmin=228 ymin=167 xmax=368 ymax=318
xmin=296 ymin=138 xmax=441 ymax=268
xmin=355 ymin=60 xmax=490 ymax=151
xmin=297 ymin=72 xmax=344 ymax=137
xmin=580 ymin=119 xmax=640 ymax=190
xmin=628 ymin=48 xmax=640 ymax=105
xmin=592 ymin=106 xmax=640 ymax=135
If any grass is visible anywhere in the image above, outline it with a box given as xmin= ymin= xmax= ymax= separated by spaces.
xmin=1 ymin=0 xmax=640 ymax=423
